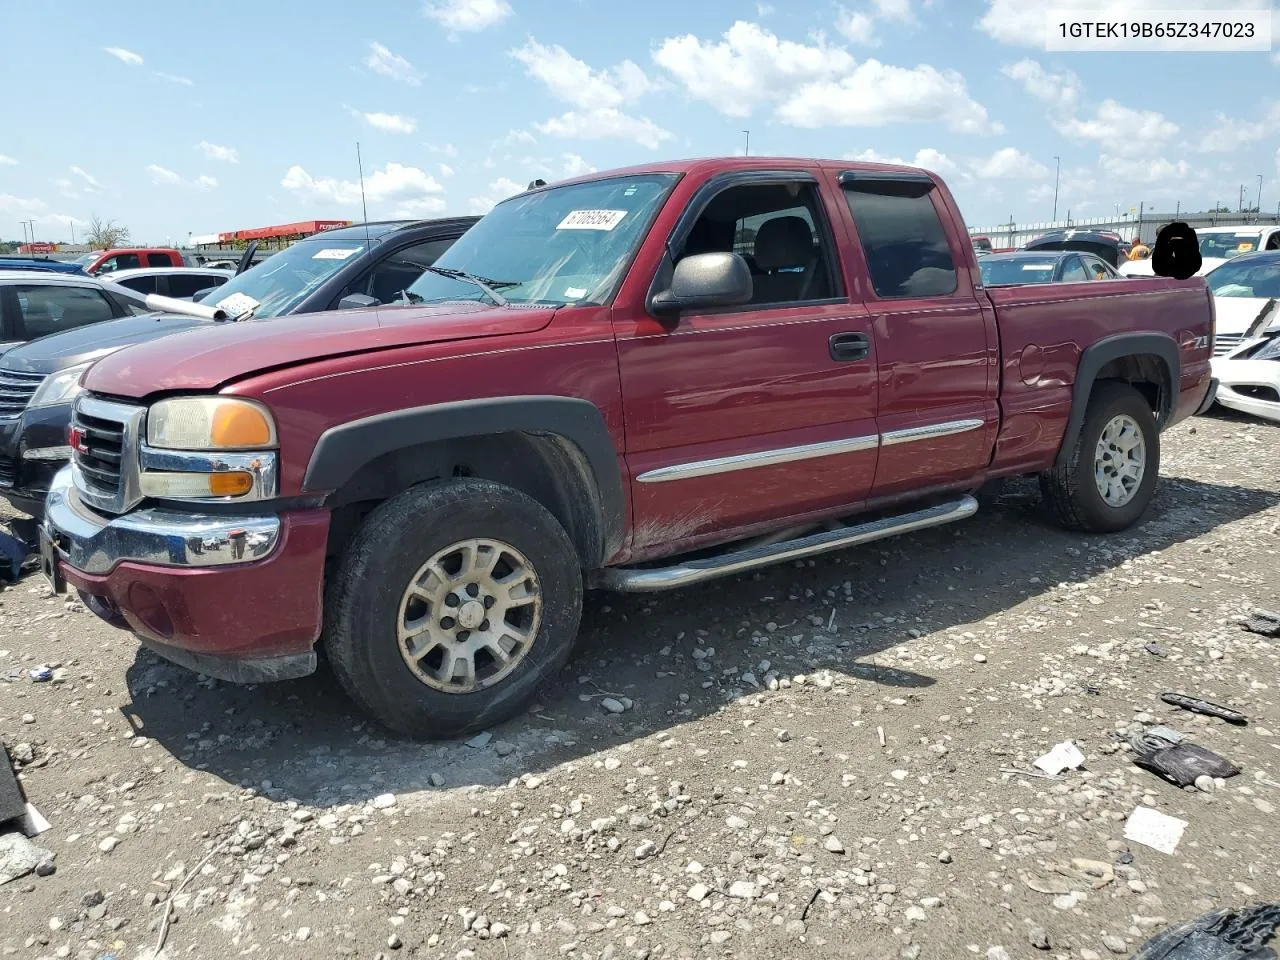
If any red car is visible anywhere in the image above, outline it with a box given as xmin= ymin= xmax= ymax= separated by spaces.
xmin=76 ymin=247 xmax=186 ymax=275
xmin=42 ymin=156 xmax=1215 ymax=738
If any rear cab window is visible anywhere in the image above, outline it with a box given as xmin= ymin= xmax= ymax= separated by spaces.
xmin=841 ymin=175 xmax=958 ymax=298
xmin=147 ymin=252 xmax=174 ymax=267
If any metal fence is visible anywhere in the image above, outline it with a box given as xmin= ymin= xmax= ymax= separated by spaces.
xmin=969 ymin=212 xmax=1280 ymax=249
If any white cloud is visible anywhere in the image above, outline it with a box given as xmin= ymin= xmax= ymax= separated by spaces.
xmin=836 ymin=0 xmax=917 ymax=45
xmin=972 ymin=147 xmax=1049 ymax=179
xmin=104 ymin=46 xmax=143 ymax=65
xmin=495 ymin=129 xmax=537 ymax=147
xmin=364 ymin=41 xmax=423 ymax=86
xmin=148 ymin=164 xmax=217 ymax=190
xmin=424 ymin=0 xmax=512 ymax=33
xmin=778 ymin=60 xmax=1000 ymax=134
xmin=654 ymin=21 xmax=855 ymax=118
xmin=156 ymin=72 xmax=194 ymax=86
xmin=561 ymin=153 xmax=596 ymax=178
xmin=196 ymin=141 xmax=240 ymax=164
xmin=347 ymin=108 xmax=418 ymax=134
xmin=1196 ymin=104 xmax=1280 ymax=153
xmin=511 ymin=39 xmax=654 ymax=110
xmin=534 ymin=107 xmax=672 ymax=150
xmin=426 ymin=142 xmax=459 ymax=157
xmin=69 ymin=166 xmax=101 ymax=191
xmin=844 ymin=147 xmax=960 ymax=178
xmin=0 ymin=193 xmax=47 ymax=216
xmin=1099 ymin=154 xmax=1192 ymax=185
xmin=394 ymin=196 xmax=449 ymax=217
xmin=0 ymin=155 xmax=16 ymax=166
xmin=1003 ymin=58 xmax=1175 ymax=155
xmin=281 ymin=161 xmax=444 ymax=209
xmin=439 ymin=163 xmax=455 ymax=177
xmin=837 ymin=12 xmax=878 ymax=44
xmin=756 ymin=1 xmax=775 ymax=13
xmin=468 ymin=176 xmax=525 ymax=214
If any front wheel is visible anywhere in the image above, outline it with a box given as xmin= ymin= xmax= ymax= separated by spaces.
xmin=1039 ymin=381 xmax=1159 ymax=533
xmin=325 ymin=479 xmax=583 ymax=739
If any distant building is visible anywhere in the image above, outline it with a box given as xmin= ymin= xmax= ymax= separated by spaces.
xmin=189 ymin=220 xmax=353 ymax=252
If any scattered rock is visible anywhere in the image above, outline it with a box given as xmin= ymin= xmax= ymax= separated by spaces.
xmin=1029 ymin=926 xmax=1051 ymax=950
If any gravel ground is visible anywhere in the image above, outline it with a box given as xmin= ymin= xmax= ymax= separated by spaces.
xmin=2 ymin=411 xmax=1280 ymax=960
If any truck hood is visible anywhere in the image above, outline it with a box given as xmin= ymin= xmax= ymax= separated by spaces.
xmin=0 ymin=313 xmax=206 ymax=375
xmin=84 ymin=302 xmax=557 ymax=397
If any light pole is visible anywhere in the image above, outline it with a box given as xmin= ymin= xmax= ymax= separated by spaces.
xmin=742 ymin=130 xmax=750 ymax=157
xmin=1239 ymin=184 xmax=1245 ymax=213
xmin=19 ymin=219 xmax=36 ymax=250
xmin=1052 ymin=155 xmax=1060 ymax=222
xmin=1257 ymin=174 xmax=1264 ymax=214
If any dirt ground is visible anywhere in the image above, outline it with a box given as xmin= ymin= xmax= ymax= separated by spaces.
xmin=2 ymin=410 xmax=1279 ymax=960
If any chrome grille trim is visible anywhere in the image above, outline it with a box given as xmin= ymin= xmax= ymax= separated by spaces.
xmin=71 ymin=395 xmax=146 ymax=515
xmin=0 ymin=369 xmax=47 ymax=419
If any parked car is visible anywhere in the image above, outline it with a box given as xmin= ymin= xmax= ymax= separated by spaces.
xmin=1213 ymin=328 xmax=1280 ymax=423
xmin=0 ymin=217 xmax=475 ymax=522
xmin=41 ymin=156 xmax=1214 ymax=739
xmin=106 ymin=267 xmax=234 ymax=300
xmin=971 ymin=235 xmax=994 ymax=254
xmin=1121 ymin=225 xmax=1280 ymax=277
xmin=1023 ymin=229 xmax=1130 ymax=268
xmin=0 ymin=256 xmax=86 ymax=276
xmin=979 ymin=250 xmax=1123 ymax=286
xmin=82 ymin=248 xmax=187 ymax=275
xmin=1204 ymin=251 xmax=1280 ymax=357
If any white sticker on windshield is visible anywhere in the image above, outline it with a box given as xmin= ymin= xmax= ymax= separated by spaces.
xmin=1022 ymin=264 xmax=1052 ymax=270
xmin=563 ymin=287 xmax=587 ymax=299
xmin=312 ymin=248 xmax=359 ymax=260
xmin=214 ymin=292 xmax=261 ymax=316
xmin=557 ymin=209 xmax=627 ymax=231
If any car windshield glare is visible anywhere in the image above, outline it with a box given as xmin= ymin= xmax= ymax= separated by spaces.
xmin=198 ymin=239 xmax=368 ymax=317
xmin=1206 ymin=259 xmax=1280 ymax=299
xmin=981 ymin=258 xmax=1057 ymax=286
xmin=400 ymin=174 xmax=676 ymax=307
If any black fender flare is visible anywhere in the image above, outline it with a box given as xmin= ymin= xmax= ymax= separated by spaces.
xmin=1055 ymin=333 xmax=1180 ymax=469
xmin=303 ymin=396 xmax=625 ymax=558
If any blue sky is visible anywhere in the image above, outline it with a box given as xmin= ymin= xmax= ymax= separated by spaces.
xmin=1 ymin=0 xmax=1277 ymax=244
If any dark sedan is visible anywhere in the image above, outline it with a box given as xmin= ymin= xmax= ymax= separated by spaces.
xmin=979 ymin=251 xmax=1123 ymax=287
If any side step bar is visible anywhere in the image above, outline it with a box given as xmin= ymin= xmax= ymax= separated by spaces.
xmin=598 ymin=495 xmax=978 ymax=593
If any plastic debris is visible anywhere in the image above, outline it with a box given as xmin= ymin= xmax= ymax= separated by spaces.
xmin=1034 ymin=741 xmax=1085 ymax=776
xmin=1123 ymin=807 xmax=1188 ymax=855
xmin=1133 ymin=902 xmax=1280 ymax=959
xmin=27 ymin=667 xmax=52 ymax=683
xmin=1134 ymin=742 xmax=1240 ymax=788
xmin=1161 ymin=693 xmax=1248 ymax=726
xmin=1145 ymin=642 xmax=1169 ymax=658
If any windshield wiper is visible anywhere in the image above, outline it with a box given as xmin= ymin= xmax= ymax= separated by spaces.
xmin=418 ymin=266 xmax=520 ymax=307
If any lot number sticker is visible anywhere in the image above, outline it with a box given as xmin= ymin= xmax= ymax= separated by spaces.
xmin=557 ymin=209 xmax=627 ymax=231
xmin=312 ymin=248 xmax=360 ymax=260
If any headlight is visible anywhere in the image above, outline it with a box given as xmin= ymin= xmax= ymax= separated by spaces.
xmin=29 ymin=362 xmax=91 ymax=409
xmin=147 ymin=397 xmax=277 ymax=450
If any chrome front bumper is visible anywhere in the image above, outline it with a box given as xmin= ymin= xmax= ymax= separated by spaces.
xmin=43 ymin=465 xmax=281 ymax=575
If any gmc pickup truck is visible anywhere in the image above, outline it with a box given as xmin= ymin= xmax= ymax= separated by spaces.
xmin=41 ymin=157 xmax=1216 ymax=739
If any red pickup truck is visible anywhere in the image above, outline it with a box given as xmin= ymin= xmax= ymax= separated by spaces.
xmin=79 ymin=248 xmax=186 ymax=275
xmin=42 ymin=157 xmax=1216 ymax=738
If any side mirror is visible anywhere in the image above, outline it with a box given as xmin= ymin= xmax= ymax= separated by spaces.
xmin=651 ymin=252 xmax=753 ymax=316
xmin=338 ymin=293 xmax=379 ymax=310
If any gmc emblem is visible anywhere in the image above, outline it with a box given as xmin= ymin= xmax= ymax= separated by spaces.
xmin=68 ymin=425 xmax=88 ymax=455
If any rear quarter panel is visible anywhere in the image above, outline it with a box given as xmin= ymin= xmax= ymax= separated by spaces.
xmin=989 ymin=276 xmax=1212 ymax=475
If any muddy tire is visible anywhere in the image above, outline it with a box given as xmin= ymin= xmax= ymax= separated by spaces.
xmin=1039 ymin=381 xmax=1159 ymax=533
xmin=325 ymin=479 xmax=582 ymax=739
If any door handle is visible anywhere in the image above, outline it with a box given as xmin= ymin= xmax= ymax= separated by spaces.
xmin=829 ymin=332 xmax=870 ymax=362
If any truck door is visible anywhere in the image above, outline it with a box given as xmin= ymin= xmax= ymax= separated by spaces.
xmin=832 ymin=170 xmax=998 ymax=501
xmin=613 ymin=170 xmax=879 ymax=559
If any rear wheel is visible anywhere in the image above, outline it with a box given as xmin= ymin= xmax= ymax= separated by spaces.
xmin=325 ymin=479 xmax=582 ymax=739
xmin=1040 ymin=381 xmax=1159 ymax=532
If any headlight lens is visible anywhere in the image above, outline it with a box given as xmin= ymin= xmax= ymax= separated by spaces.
xmin=29 ymin=362 xmax=91 ymax=409
xmin=147 ymin=397 xmax=277 ymax=450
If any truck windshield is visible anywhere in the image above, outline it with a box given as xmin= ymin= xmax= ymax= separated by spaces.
xmin=198 ymin=238 xmax=367 ymax=317
xmin=401 ymin=174 xmax=676 ymax=307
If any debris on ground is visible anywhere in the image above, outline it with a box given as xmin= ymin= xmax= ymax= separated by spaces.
xmin=1133 ymin=740 xmax=1241 ymax=788
xmin=1244 ymin=608 xmax=1280 ymax=639
xmin=1161 ymin=692 xmax=1249 ymax=725
xmin=1133 ymin=903 xmax=1280 ymax=959
xmin=0 ymin=832 xmax=52 ymax=885
xmin=1145 ymin=641 xmax=1169 ymax=657
xmin=1123 ymin=807 xmax=1189 ymax=856
xmin=1034 ymin=740 xmax=1085 ymax=775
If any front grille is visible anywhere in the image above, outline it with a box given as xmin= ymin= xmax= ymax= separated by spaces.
xmin=0 ymin=370 xmax=47 ymax=418
xmin=70 ymin=396 xmax=145 ymax=514
xmin=0 ymin=454 xmax=15 ymax=486
xmin=1214 ymin=333 xmax=1246 ymax=357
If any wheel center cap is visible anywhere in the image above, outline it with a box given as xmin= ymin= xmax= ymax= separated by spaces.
xmin=457 ymin=599 xmax=486 ymax=630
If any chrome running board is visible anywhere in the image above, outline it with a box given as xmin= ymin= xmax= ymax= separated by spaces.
xmin=598 ymin=495 xmax=978 ymax=593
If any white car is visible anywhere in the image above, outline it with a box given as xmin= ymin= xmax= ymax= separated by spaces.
xmin=1208 ymin=252 xmax=1280 ymax=423
xmin=1120 ymin=224 xmax=1280 ymax=278
xmin=103 ymin=266 xmax=234 ymax=301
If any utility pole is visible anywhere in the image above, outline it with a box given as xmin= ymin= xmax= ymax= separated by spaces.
xmin=1257 ymin=174 xmax=1264 ymax=214
xmin=1239 ymin=184 xmax=1245 ymax=213
xmin=1052 ymin=155 xmax=1060 ymax=222
xmin=19 ymin=219 xmax=36 ymax=250
xmin=742 ymin=130 xmax=750 ymax=157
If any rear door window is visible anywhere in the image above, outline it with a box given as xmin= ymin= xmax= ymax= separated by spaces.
xmin=115 ymin=274 xmax=159 ymax=294
xmin=842 ymin=181 xmax=958 ymax=298
xmin=147 ymin=252 xmax=173 ymax=267
xmin=13 ymin=284 xmax=117 ymax=339
xmin=168 ymin=273 xmax=227 ymax=299
xmin=1059 ymin=258 xmax=1090 ymax=282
